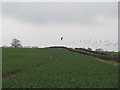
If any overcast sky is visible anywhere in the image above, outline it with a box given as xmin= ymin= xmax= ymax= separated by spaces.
xmin=1 ymin=2 xmax=118 ymax=51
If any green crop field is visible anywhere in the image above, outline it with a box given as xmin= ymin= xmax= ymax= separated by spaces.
xmin=2 ymin=48 xmax=118 ymax=88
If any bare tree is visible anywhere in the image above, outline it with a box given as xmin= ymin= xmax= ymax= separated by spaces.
xmin=11 ymin=39 xmax=22 ymax=48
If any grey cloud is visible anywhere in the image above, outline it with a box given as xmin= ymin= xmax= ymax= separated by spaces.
xmin=2 ymin=2 xmax=117 ymax=25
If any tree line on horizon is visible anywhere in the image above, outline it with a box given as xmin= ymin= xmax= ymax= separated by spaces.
xmin=2 ymin=38 xmax=105 ymax=51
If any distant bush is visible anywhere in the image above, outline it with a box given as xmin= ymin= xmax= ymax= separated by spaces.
xmin=32 ymin=46 xmax=39 ymax=48
xmin=88 ymin=48 xmax=92 ymax=51
xmin=75 ymin=48 xmax=109 ymax=55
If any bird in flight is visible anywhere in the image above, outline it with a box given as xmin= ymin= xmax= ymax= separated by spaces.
xmin=61 ymin=37 xmax=63 ymax=40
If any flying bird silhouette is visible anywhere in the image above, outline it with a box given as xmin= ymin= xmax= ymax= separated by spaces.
xmin=61 ymin=37 xmax=63 ymax=40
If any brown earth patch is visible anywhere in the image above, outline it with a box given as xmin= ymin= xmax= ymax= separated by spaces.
xmin=92 ymin=57 xmax=119 ymax=65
